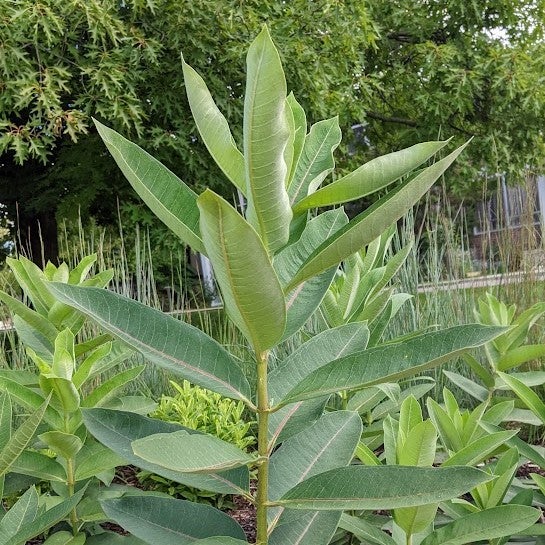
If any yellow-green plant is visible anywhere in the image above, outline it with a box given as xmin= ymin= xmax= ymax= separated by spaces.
xmin=46 ymin=26 xmax=515 ymax=545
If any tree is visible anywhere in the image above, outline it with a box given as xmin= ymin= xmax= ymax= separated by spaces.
xmin=0 ymin=0 xmax=376 ymax=263
xmin=1 ymin=0 xmax=544 ymax=263
xmin=360 ymin=0 xmax=545 ymax=194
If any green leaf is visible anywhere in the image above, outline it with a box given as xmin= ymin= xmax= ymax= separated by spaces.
xmin=101 ymin=495 xmax=246 ymax=545
xmin=39 ymin=431 xmax=83 ymax=459
xmin=72 ymin=341 xmax=113 ymax=389
xmin=132 ymin=430 xmax=255 ymax=473
xmin=268 ymin=411 xmax=362 ymax=537
xmin=52 ymin=329 xmax=75 ymax=379
xmin=443 ymin=371 xmax=488 ymax=402
xmin=268 ymin=323 xmax=369 ymax=444
xmin=0 ymin=486 xmax=39 ymax=545
xmin=0 ymin=395 xmax=50 ymax=478
xmin=43 ymin=375 xmax=80 ymax=413
xmin=269 ymin=511 xmax=341 ymax=545
xmin=480 ymin=421 xmax=545 ymax=468
xmin=81 ymin=366 xmax=144 ymax=408
xmin=48 ymin=283 xmax=252 ymax=404
xmin=2 ymin=487 xmax=86 ymax=545
xmin=197 ymin=190 xmax=286 ymax=352
xmin=355 ymin=441 xmax=382 ymax=466
xmin=394 ymin=502 xmax=438 ymax=537
xmin=12 ymin=315 xmax=53 ymax=359
xmin=244 ymin=25 xmax=292 ymax=252
xmin=0 ymin=392 xmax=11 ymax=452
xmin=68 ymin=254 xmax=97 ymax=284
xmin=426 ymin=398 xmax=462 ymax=452
xmin=10 ymin=450 xmax=66 ymax=482
xmin=86 ymin=534 xmax=147 ymax=545
xmin=531 ymin=472 xmax=545 ymax=494
xmin=74 ymin=440 xmax=126 ymax=481
xmin=42 ymin=531 xmax=86 ymax=545
xmin=192 ymin=537 xmax=248 ymax=545
xmin=443 ymin=430 xmax=517 ymax=467
xmin=339 ymin=513 xmax=397 ymax=545
xmin=294 ymin=140 xmax=449 ymax=212
xmin=288 ymin=117 xmax=342 ymax=206
xmin=498 ymin=371 xmax=545 ymax=424
xmin=181 ymin=58 xmax=245 ymax=194
xmin=420 ymin=505 xmax=541 ymax=545
xmin=398 ymin=396 xmax=423 ymax=441
xmin=6 ymin=256 xmax=56 ymax=316
xmin=276 ymin=466 xmax=491 ymax=510
xmin=279 ymin=325 xmax=504 ymax=406
xmin=497 ymin=344 xmax=545 ymax=371
xmin=274 ymin=209 xmax=348 ymax=340
xmin=398 ymin=420 xmax=437 ymax=467
xmin=286 ymin=141 xmax=469 ymax=290
xmin=0 ymin=290 xmax=57 ymax=348
xmin=82 ymin=408 xmax=249 ymax=495
xmin=286 ymin=93 xmax=307 ymax=185
xmin=93 ymin=120 xmax=204 ymax=253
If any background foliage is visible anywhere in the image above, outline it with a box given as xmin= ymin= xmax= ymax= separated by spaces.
xmin=1 ymin=0 xmax=544 ymax=264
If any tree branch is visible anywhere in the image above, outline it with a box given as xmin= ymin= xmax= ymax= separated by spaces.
xmin=366 ymin=111 xmax=419 ymax=127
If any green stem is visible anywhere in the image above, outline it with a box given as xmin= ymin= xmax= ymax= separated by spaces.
xmin=65 ymin=457 xmax=78 ymax=535
xmin=406 ymin=533 xmax=413 ymax=545
xmin=255 ymin=350 xmax=270 ymax=545
xmin=64 ymin=414 xmax=78 ymax=536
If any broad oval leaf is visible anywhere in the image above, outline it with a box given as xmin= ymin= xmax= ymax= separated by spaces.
xmin=288 ymin=117 xmax=342 ymax=206
xmin=268 ymin=323 xmax=369 ymax=444
xmin=268 ymin=411 xmax=362 ymax=536
xmin=82 ymin=408 xmax=249 ymax=495
xmin=294 ymin=140 xmax=449 ymax=212
xmin=198 ymin=190 xmax=286 ymax=352
xmin=74 ymin=440 xmax=126 ymax=481
xmin=182 ymin=58 xmax=245 ymax=194
xmin=269 ymin=511 xmax=341 ymax=545
xmin=276 ymin=466 xmax=491 ymax=510
xmin=48 ymin=283 xmax=251 ymax=404
xmin=189 ymin=537 xmax=244 ymax=545
xmin=285 ymin=141 xmax=469 ymax=291
xmin=101 ymin=495 xmax=246 ymax=545
xmin=10 ymin=450 xmax=66 ymax=482
xmin=278 ymin=325 xmax=505 ymax=406
xmin=420 ymin=505 xmax=541 ymax=545
xmin=244 ymin=25 xmax=292 ymax=252
xmin=132 ymin=431 xmax=255 ymax=473
xmin=94 ymin=120 xmax=204 ymax=254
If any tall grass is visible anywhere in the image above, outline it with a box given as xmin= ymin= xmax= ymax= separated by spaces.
xmin=391 ymin=183 xmax=545 ymax=423
xmin=2 ymin=179 xmax=544 ymax=412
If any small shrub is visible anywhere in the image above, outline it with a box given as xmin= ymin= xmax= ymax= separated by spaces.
xmin=139 ymin=380 xmax=255 ymax=507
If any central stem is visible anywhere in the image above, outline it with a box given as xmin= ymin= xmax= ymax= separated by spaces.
xmin=255 ymin=349 xmax=270 ymax=545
